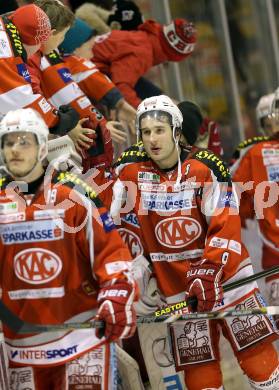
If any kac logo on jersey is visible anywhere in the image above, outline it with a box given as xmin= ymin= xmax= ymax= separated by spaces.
xmin=57 ymin=67 xmax=73 ymax=83
xmin=14 ymin=248 xmax=62 ymax=284
xmin=155 ymin=217 xmax=201 ymax=248
xmin=16 ymin=63 xmax=31 ymax=83
xmin=118 ymin=228 xmax=143 ymax=257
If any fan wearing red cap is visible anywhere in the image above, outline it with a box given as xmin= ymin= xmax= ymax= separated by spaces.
xmin=161 ymin=19 xmax=196 ymax=62
xmin=10 ymin=4 xmax=51 ymax=57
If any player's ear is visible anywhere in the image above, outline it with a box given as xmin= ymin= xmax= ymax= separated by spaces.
xmin=39 ymin=145 xmax=47 ymax=160
xmin=175 ymin=128 xmax=181 ymax=140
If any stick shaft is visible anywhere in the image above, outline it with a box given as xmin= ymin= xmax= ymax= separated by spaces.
xmin=223 ymin=265 xmax=279 ymax=293
xmin=20 ymin=320 xmax=104 ymax=333
xmin=136 ymin=306 xmax=278 ymax=324
xmin=16 ymin=307 xmax=279 ymax=332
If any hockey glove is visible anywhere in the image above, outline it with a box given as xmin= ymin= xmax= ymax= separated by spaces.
xmin=185 ymin=261 xmax=223 ymax=312
xmin=96 ymin=280 xmax=136 ymax=342
xmin=50 ymin=104 xmax=80 ymax=136
xmin=81 ymin=107 xmax=114 ymax=169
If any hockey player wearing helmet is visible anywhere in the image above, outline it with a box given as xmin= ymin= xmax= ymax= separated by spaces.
xmin=231 ymin=91 xmax=276 ymax=167
xmin=0 ymin=108 xmax=137 ymax=389
xmin=231 ymin=89 xmax=279 ymax=330
xmin=135 ymin=95 xmax=183 ymax=171
xmin=0 ymin=108 xmax=48 ymax=182
xmin=256 ymin=92 xmax=275 ymax=135
xmin=113 ymin=95 xmax=279 ymax=390
xmin=270 ymin=87 xmax=279 ymax=135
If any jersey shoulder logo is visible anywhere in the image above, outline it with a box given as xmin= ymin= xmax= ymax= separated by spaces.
xmin=232 ymin=135 xmax=270 ymax=160
xmin=53 ymin=171 xmax=103 ymax=208
xmin=3 ymin=17 xmax=25 ymax=59
xmin=46 ymin=50 xmax=64 ymax=65
xmin=191 ymin=149 xmax=231 ymax=182
xmin=237 ymin=136 xmax=270 ymax=150
xmin=114 ymin=142 xmax=149 ymax=167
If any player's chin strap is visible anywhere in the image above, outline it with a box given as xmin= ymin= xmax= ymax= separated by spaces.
xmin=173 ymin=125 xmax=182 ymax=187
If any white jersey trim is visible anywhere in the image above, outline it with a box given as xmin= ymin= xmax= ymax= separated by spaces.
xmin=49 ymin=82 xmax=84 ymax=108
xmin=0 ymin=84 xmax=39 ymax=114
xmin=72 ymin=69 xmax=99 ymax=84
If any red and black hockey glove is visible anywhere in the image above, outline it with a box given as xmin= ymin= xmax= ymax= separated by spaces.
xmin=96 ymin=280 xmax=136 ymax=342
xmin=185 ymin=261 xmax=223 ymax=312
xmin=81 ymin=107 xmax=113 ymax=170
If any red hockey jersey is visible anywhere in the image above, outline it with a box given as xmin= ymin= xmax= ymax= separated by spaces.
xmin=113 ymin=144 xmax=249 ymax=303
xmin=231 ymin=135 xmax=279 ymax=268
xmin=0 ymin=170 xmax=133 ymax=366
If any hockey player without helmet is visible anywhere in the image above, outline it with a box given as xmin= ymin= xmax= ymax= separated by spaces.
xmin=136 ymin=95 xmax=183 ymax=141
xmin=0 ymin=108 xmax=49 ymax=162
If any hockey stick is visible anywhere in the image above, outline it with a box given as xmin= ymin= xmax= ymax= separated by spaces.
xmin=136 ymin=306 xmax=279 ymax=324
xmin=0 ymin=301 xmax=278 ymax=333
xmin=1 ymin=265 xmax=279 ymax=333
xmin=0 ymin=299 xmax=103 ymax=333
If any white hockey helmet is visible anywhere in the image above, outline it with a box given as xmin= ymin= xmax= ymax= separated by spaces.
xmin=136 ymin=95 xmax=183 ymax=142
xmin=0 ymin=108 xmax=49 ymax=176
xmin=0 ymin=108 xmax=48 ymax=152
xmin=256 ymin=93 xmax=274 ymax=128
xmin=271 ymin=87 xmax=279 ymax=118
xmin=136 ymin=95 xmax=184 ymax=185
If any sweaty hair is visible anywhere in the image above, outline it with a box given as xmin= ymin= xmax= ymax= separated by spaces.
xmin=34 ymin=0 xmax=75 ymax=32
